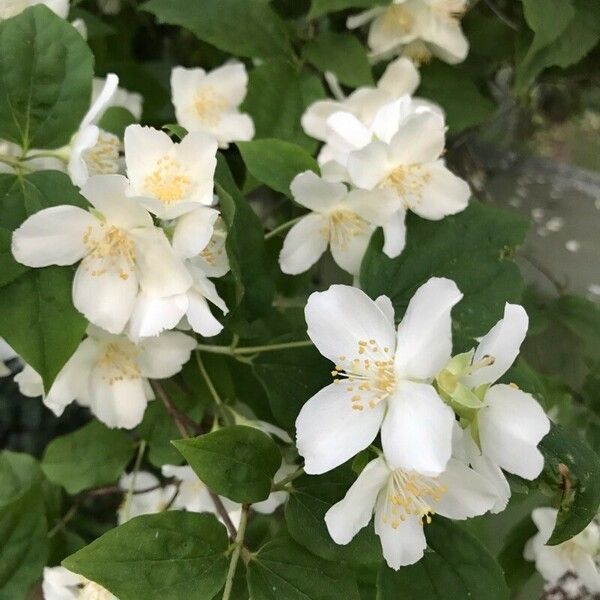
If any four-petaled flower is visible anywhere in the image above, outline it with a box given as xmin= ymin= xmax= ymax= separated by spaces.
xmin=296 ymin=278 xmax=462 ymax=475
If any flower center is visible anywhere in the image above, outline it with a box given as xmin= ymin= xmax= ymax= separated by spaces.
xmin=82 ymin=223 xmax=136 ymax=280
xmin=200 ymin=226 xmax=226 ymax=265
xmin=331 ymin=339 xmax=395 ymax=411
xmin=97 ymin=342 xmax=141 ymax=385
xmin=194 ymin=86 xmax=228 ymax=126
xmin=402 ymin=40 xmax=433 ymax=65
xmin=326 ymin=209 xmax=367 ymax=250
xmin=380 ymin=165 xmax=431 ymax=208
xmin=144 ymin=156 xmax=192 ymax=203
xmin=79 ymin=579 xmax=114 ymax=600
xmin=382 ymin=4 xmax=414 ymax=33
xmin=381 ymin=469 xmax=447 ymax=528
xmin=83 ymin=131 xmax=120 ymax=177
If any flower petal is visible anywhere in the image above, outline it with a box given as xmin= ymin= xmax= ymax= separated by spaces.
xmin=137 ymin=331 xmax=196 ymax=379
xmin=479 ymin=384 xmax=550 ymax=479
xmin=346 ymin=140 xmax=390 ymax=190
xmin=382 ymin=380 xmax=454 ymax=475
xmin=412 ymin=161 xmax=470 ymax=220
xmin=434 ymin=458 xmax=496 ymax=519
xmin=11 ymin=206 xmax=96 ymax=267
xmin=305 ymin=284 xmax=397 ymax=366
xmin=186 ymin=290 xmax=224 ymax=337
xmin=301 ymin=99 xmax=344 ymax=141
xmin=279 ymin=213 xmax=328 ymax=275
xmin=295 ymin=382 xmax=385 ymax=475
xmin=127 ymin=293 xmax=189 ymax=341
xmin=382 ymin=208 xmax=407 ymax=258
xmin=374 ymin=496 xmax=427 ymax=569
xmin=72 ymin=258 xmax=138 ymax=334
xmin=213 ymin=111 xmax=255 ymax=146
xmin=394 ymin=277 xmax=463 ymax=380
xmin=81 ymin=175 xmax=153 ymax=229
xmin=344 ymin=188 xmax=401 ymax=227
xmin=172 ymin=207 xmax=220 ymax=259
xmin=422 ymin=14 xmax=469 ymax=64
xmin=325 ymin=457 xmax=389 ymax=544
xmin=130 ymin=227 xmax=192 ymax=297
xmin=290 ymin=171 xmax=347 ymax=213
xmin=377 ymin=57 xmax=420 ymax=97
xmin=572 ymin=552 xmax=600 ymax=592
xmin=330 ymin=223 xmax=374 ymax=276
xmin=463 ymin=303 xmax=529 ymax=388
xmin=389 ymin=111 xmax=446 ymax=165
xmin=89 ymin=370 xmax=148 ymax=429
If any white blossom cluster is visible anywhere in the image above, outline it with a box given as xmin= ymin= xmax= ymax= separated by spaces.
xmin=7 ymin=60 xmax=254 ymax=429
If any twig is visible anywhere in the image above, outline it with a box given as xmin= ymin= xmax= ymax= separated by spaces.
xmin=151 ymin=380 xmax=196 ymax=438
xmin=482 ymin=0 xmax=519 ymax=31
xmin=222 ymin=505 xmax=249 ymax=600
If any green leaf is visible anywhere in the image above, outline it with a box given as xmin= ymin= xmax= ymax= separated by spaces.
xmin=360 ymin=202 xmax=528 ymax=351
xmin=285 ymin=464 xmax=382 ymax=564
xmin=418 ymin=62 xmax=495 ymax=133
xmin=172 ymin=425 xmax=281 ymax=503
xmin=303 ymin=31 xmax=373 ymax=87
xmin=243 ymin=59 xmax=326 ymax=153
xmin=377 ymin=518 xmax=509 ymax=599
xmin=515 ymin=0 xmax=599 ymax=91
xmin=253 ymin=346 xmax=332 ymax=430
xmin=536 ymin=425 xmax=600 ymax=545
xmin=0 ymin=5 xmax=93 ymax=150
xmin=237 ymin=139 xmax=318 ymax=197
xmin=498 ymin=514 xmax=538 ymax=590
xmin=97 ymin=106 xmax=137 ymax=139
xmin=215 ymin=154 xmax=275 ymax=331
xmin=0 ymin=266 xmax=87 ymax=389
xmin=63 ymin=512 xmax=229 ymax=600
xmin=247 ymin=536 xmax=361 ymax=600
xmin=41 ymin=421 xmax=136 ymax=495
xmin=0 ymin=227 xmax=27 ymax=287
xmin=0 ymin=452 xmax=48 ymax=600
xmin=143 ymin=0 xmax=293 ymax=60
xmin=308 ymin=0 xmax=388 ymax=18
xmin=0 ymin=170 xmax=87 ymax=231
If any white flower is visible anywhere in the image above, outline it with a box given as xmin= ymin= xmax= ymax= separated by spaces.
xmin=14 ymin=364 xmax=43 ymax=396
xmin=191 ymin=215 xmax=230 ymax=278
xmin=524 ymin=508 xmax=600 ymax=592
xmin=0 ymin=338 xmax=17 ymax=377
xmin=17 ymin=326 xmax=196 ymax=429
xmin=127 ymin=207 xmax=229 ymax=340
xmin=279 ymin=171 xmax=400 ymax=276
xmin=68 ymin=74 xmax=122 ymax=187
xmin=92 ymin=77 xmax=143 ymax=120
xmin=117 ymin=471 xmax=175 ymax=524
xmin=301 ymin=57 xmax=420 ymax=144
xmin=438 ymin=303 xmax=551 ymax=482
xmin=12 ymin=174 xmax=192 ymax=334
xmin=161 ymin=464 xmax=242 ymax=527
xmin=347 ymin=0 xmax=469 ymax=65
xmin=42 ymin=566 xmax=116 ymax=600
xmin=325 ymin=453 xmax=496 ymax=570
xmin=0 ymin=0 xmax=69 ymax=19
xmin=124 ymin=125 xmax=217 ymax=220
xmin=346 ymin=108 xmax=470 ymax=257
xmin=296 ymin=278 xmax=462 ymax=475
xmin=170 ymin=62 xmax=254 ymax=148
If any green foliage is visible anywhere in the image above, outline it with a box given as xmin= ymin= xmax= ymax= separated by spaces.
xmin=144 ymin=0 xmax=294 ymax=61
xmin=308 ymin=0 xmax=388 ymax=18
xmin=97 ymin=106 xmax=138 ymax=138
xmin=377 ymin=518 xmax=509 ymax=599
xmin=215 ymin=155 xmax=275 ymax=334
xmin=285 ymin=464 xmax=381 ymax=564
xmin=63 ymin=512 xmax=230 ymax=600
xmin=238 ymin=139 xmax=318 ymax=197
xmin=247 ymin=536 xmax=361 ymax=600
xmin=253 ymin=346 xmax=332 ymax=430
xmin=41 ymin=421 xmax=136 ymax=494
xmin=173 ymin=425 xmax=281 ymax=503
xmin=242 ymin=59 xmax=326 ymax=153
xmin=536 ymin=425 xmax=600 ymax=545
xmin=0 ymin=5 xmax=93 ymax=150
xmin=0 ymin=452 xmax=48 ymax=600
xmin=498 ymin=514 xmax=538 ymax=590
xmin=418 ymin=62 xmax=495 ymax=134
xmin=361 ymin=202 xmax=529 ymax=350
xmin=303 ymin=31 xmax=373 ymax=87
xmin=516 ymin=0 xmax=600 ymax=91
